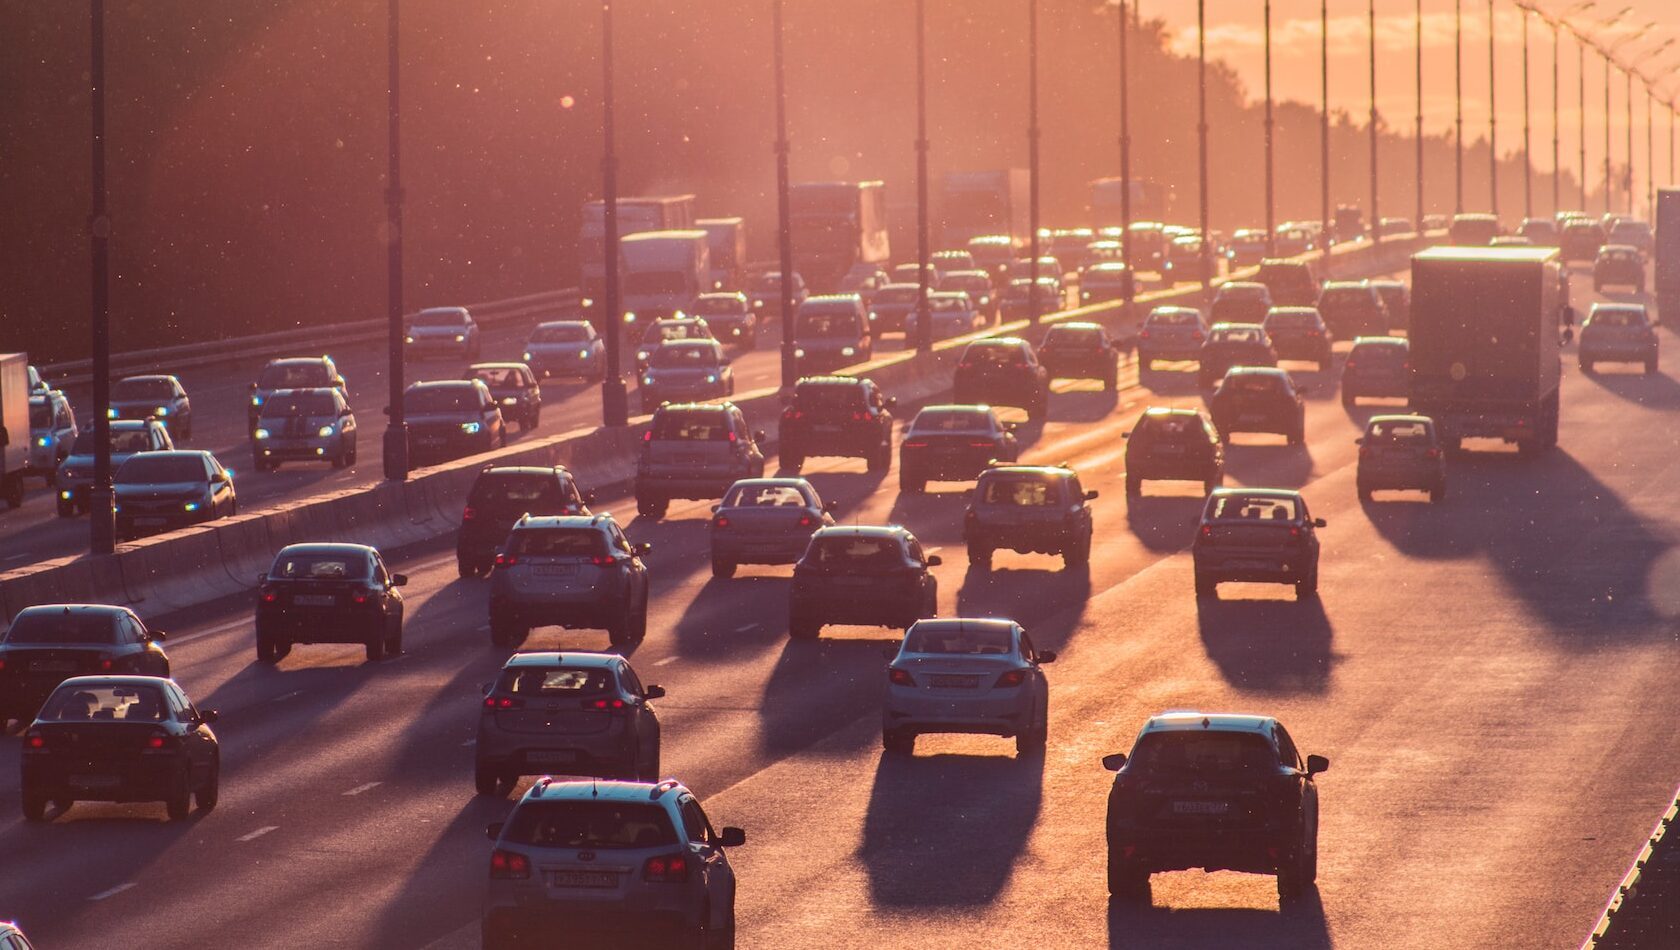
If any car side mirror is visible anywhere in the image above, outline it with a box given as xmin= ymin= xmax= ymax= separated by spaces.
xmin=340 ymin=407 xmax=353 ymax=418
xmin=753 ymin=429 xmax=766 ymax=443
xmin=885 ymin=396 xmax=898 ymax=407
xmin=199 ymin=709 xmax=219 ymax=724
xmin=583 ymin=490 xmax=598 ymax=505
xmin=1036 ymin=650 xmax=1057 ymax=664
xmin=1101 ymin=752 xmax=1128 ymax=771
xmin=486 ymin=822 xmax=504 ymax=841
xmin=1084 ymin=490 xmax=1099 ymax=500
xmin=1561 ymin=327 xmax=1575 ymax=345
xmin=149 ymin=630 xmax=167 ymax=641
xmin=1354 ymin=437 xmax=1364 ymax=445
xmin=643 ymin=685 xmax=666 ymax=700
xmin=823 ymin=501 xmax=837 ymax=513
xmin=633 ymin=542 xmax=653 ymax=556
xmin=1312 ymin=517 xmax=1327 ymax=528
xmin=1306 ymin=754 xmax=1330 ymax=775
xmin=925 ymin=554 xmax=943 ymax=567
xmin=1120 ymin=431 xmax=1129 ymax=439
xmin=248 ymin=382 xmax=258 ymax=391
xmin=1003 ymin=421 xmax=1020 ymax=432
xmin=718 ymin=827 xmax=747 ymax=848
xmin=391 ymin=573 xmax=409 ymax=587
xmin=211 ymin=472 xmax=228 ymax=484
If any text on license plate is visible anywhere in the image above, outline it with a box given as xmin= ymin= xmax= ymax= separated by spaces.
xmin=1172 ymin=800 xmax=1229 ymax=815
xmin=549 ymin=870 xmax=617 ymax=888
xmin=527 ymin=751 xmax=576 ymax=765
xmin=70 ymin=775 xmax=122 ymax=789
xmin=534 ymin=564 xmax=576 ymax=576
xmin=33 ymin=660 xmax=79 ymax=672
xmin=292 ymin=594 xmax=336 ymax=606
xmin=930 ymin=674 xmax=980 ymax=688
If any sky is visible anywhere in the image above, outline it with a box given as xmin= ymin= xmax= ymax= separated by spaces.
xmin=1142 ymin=0 xmax=1680 ymax=186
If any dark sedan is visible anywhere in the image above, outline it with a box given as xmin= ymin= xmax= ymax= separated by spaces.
xmin=112 ymin=450 xmax=237 ymax=538
xmin=952 ymin=337 xmax=1051 ymax=419
xmin=787 ymin=526 xmax=940 ymax=639
xmin=899 ymin=405 xmax=1019 ymax=494
xmin=0 ymin=604 xmax=172 ymax=730
xmin=255 ymin=543 xmax=408 ymax=662
xmin=399 ymin=379 xmax=506 ymax=465
xmin=1208 ymin=367 xmax=1307 ymax=445
xmin=1197 ymin=323 xmax=1279 ymax=389
xmin=1038 ymin=322 xmax=1121 ymax=391
xmin=1191 ymin=488 xmax=1324 ymax=599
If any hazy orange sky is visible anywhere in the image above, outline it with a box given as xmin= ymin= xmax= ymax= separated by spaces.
xmin=1144 ymin=0 xmax=1680 ymax=189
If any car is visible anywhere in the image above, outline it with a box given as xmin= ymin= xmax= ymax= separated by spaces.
xmin=997 ymin=276 xmax=1063 ymax=322
xmin=963 ymin=464 xmax=1096 ymax=571
xmin=1315 ymin=280 xmax=1389 ymax=339
xmin=1489 ymin=234 xmax=1531 ymax=248
xmin=487 ymin=514 xmax=651 ymax=648
xmin=1078 ymin=262 xmax=1135 ymax=305
xmin=746 ymin=269 xmax=808 ymax=316
xmin=1124 ymin=222 xmax=1169 ymax=272
xmin=838 ymin=263 xmax=891 ymax=306
xmin=1367 ymin=279 xmax=1410 ymax=332
xmin=793 ymin=294 xmax=872 ymax=373
xmin=21 ymin=675 xmax=219 ymax=822
xmin=1272 ymin=223 xmax=1315 ymax=257
xmin=26 ymin=390 xmax=76 ymax=484
xmin=788 ymin=525 xmax=940 ymax=639
xmin=1225 ymin=228 xmax=1271 ymax=268
xmin=1253 ymin=258 xmax=1320 ymax=307
xmin=952 ymin=337 xmax=1051 ymax=419
xmin=882 ymin=618 xmax=1056 ymax=755
xmin=1560 ymin=219 xmax=1608 ymax=263
xmin=865 ymin=283 xmax=925 ymax=335
xmin=400 ymin=379 xmax=506 ymax=464
xmin=1579 ymin=303 xmax=1659 ymax=374
xmin=1518 ymin=217 xmax=1559 ymax=246
xmin=1593 ymin=244 xmax=1646 ymax=293
xmin=1421 ymin=213 xmax=1451 ymax=232
xmin=1356 ymin=414 xmax=1446 ymax=503
xmin=1341 ymin=335 xmax=1411 ymax=405
xmin=249 ymin=356 xmax=347 ymax=431
xmin=1084 ymin=239 xmax=1126 ymax=267
xmin=1608 ymin=218 xmax=1654 ymax=255
xmin=0 ymin=604 xmax=172 ymax=730
xmin=1261 ymin=306 xmax=1333 ymax=370
xmin=967 ymin=234 xmax=1019 ymax=281
xmin=522 ymin=320 xmax=604 ymax=380
xmin=635 ymin=316 xmax=715 ymax=374
xmin=1010 ymin=254 xmax=1066 ymax=284
xmin=635 ymin=402 xmax=765 ymax=520
xmin=458 ymin=465 xmax=592 ymax=577
xmin=1045 ymin=228 xmax=1096 ymax=271
xmin=689 ymin=291 xmax=758 ymax=348
xmin=467 ymin=363 xmax=543 ymax=431
xmin=1210 ymin=281 xmax=1274 ymax=325
xmin=1197 ymin=323 xmax=1279 ymax=389
xmin=475 ymin=651 xmax=664 ymax=793
xmin=891 ymin=262 xmax=939 ymax=287
xmin=0 ymin=922 xmax=35 ymax=950
xmin=904 ymin=291 xmax=985 ymax=342
xmin=112 ymin=449 xmax=236 ymax=537
xmin=898 ymin=404 xmax=1019 ymax=493
xmin=1208 ymin=366 xmax=1307 ymax=445
xmin=252 ymin=387 xmax=358 ymax=471
xmin=1191 ymin=487 xmax=1324 ymax=598
xmin=55 ymin=419 xmax=173 ymax=517
xmin=939 ymin=269 xmax=997 ymax=320
xmin=639 ymin=339 xmax=734 ymax=412
xmin=709 ymin=477 xmax=834 ymax=578
xmin=930 ymin=249 xmax=977 ymax=277
xmin=1038 ymin=321 xmax=1120 ymax=390
xmin=1449 ymin=213 xmax=1501 ymax=246
xmin=108 ymin=374 xmax=193 ymax=440
xmin=778 ymin=375 xmax=896 ymax=473
xmin=1138 ymin=306 xmax=1209 ymax=368
xmin=1162 ymin=235 xmax=1212 ymax=284
xmin=1377 ymin=216 xmax=1412 ymax=237
xmin=1102 ymin=711 xmax=1329 ymax=902
xmin=405 ymin=306 xmax=481 ymax=360
xmin=480 ymin=777 xmax=744 ymax=950
xmin=254 ymin=543 xmax=407 ymax=662
xmin=1123 ymin=407 xmax=1224 ymax=496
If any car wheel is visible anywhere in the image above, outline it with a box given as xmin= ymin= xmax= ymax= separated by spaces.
xmin=899 ymin=472 xmax=925 ymax=494
xmin=1125 ymin=473 xmax=1141 ymax=497
xmin=196 ymin=758 xmax=220 ymax=811
xmin=637 ymin=496 xmax=667 ymax=520
xmin=1430 ymin=482 xmax=1446 ymax=504
xmin=56 ymin=498 xmax=76 ymax=518
xmin=457 ymin=555 xmax=476 ymax=579
xmin=1579 ymin=359 xmax=1593 ymax=373
xmin=883 ymin=728 xmax=915 ymax=755
xmin=1646 ymin=356 xmax=1659 ymax=375
xmin=711 ymin=557 xmax=736 ymax=579
xmin=474 ymin=761 xmax=501 ymax=796
xmin=1065 ymin=533 xmax=1091 ymax=569
xmin=1194 ymin=572 xmax=1217 ymax=599
xmin=1358 ymin=484 xmax=1373 ymax=503
xmin=1104 ymin=370 xmax=1118 ymax=392
xmin=782 ymin=451 xmax=804 ymax=472
xmin=345 ymin=444 xmax=358 ymax=466
xmin=165 ymin=770 xmax=192 ymax=821
xmin=386 ymin=617 xmax=403 ymax=655
xmin=788 ymin=614 xmax=822 ymax=640
xmin=365 ymin=634 xmax=386 ymax=662
xmin=968 ymin=545 xmax=992 ymax=571
xmin=21 ymin=785 xmax=49 ymax=823
xmin=1341 ymin=391 xmax=1356 ymax=408
xmin=1015 ymin=719 xmax=1047 ymax=756
xmin=1295 ymin=570 xmax=1319 ymax=600
xmin=331 ymin=451 xmax=349 ymax=470
xmin=607 ymin=602 xmax=634 ymax=649
xmin=1106 ymin=856 xmax=1151 ymax=901
xmin=867 ymin=442 xmax=891 ymax=474
xmin=256 ymin=634 xmax=282 ymax=665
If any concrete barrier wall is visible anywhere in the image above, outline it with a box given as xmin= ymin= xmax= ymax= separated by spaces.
xmin=0 ymin=235 xmax=1426 ymax=624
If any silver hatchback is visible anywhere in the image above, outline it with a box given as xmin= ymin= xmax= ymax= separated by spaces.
xmin=708 ymin=477 xmax=833 ymax=578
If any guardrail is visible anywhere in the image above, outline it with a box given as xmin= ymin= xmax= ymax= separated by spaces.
xmin=38 ymin=288 xmax=582 ymax=389
xmin=1583 ymin=789 xmax=1680 ymax=949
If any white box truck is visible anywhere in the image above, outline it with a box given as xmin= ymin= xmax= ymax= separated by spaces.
xmin=578 ymin=195 xmax=697 ymax=317
xmin=698 ymin=217 xmax=747 ymax=291
xmin=619 ymin=230 xmax=712 ymax=326
xmin=0 ymin=353 xmax=30 ymax=508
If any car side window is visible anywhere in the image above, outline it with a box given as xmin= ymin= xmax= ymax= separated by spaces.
xmin=119 ymin=614 xmax=144 ymax=644
xmin=1274 ymin=725 xmax=1303 ymax=770
xmin=906 ymin=539 xmax=926 ymax=566
xmin=679 ymin=799 xmax=713 ymax=844
xmin=609 ymin=525 xmax=632 ymax=556
xmin=1019 ymin=629 xmax=1037 ymax=660
xmin=618 ymin=663 xmax=645 ymax=696
xmin=371 ymin=556 xmax=389 ymax=586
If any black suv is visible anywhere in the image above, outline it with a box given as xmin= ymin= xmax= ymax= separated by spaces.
xmin=1341 ymin=336 xmax=1410 ymax=405
xmin=1316 ymin=281 xmax=1389 ymax=339
xmin=1253 ymin=259 xmax=1320 ymax=307
xmin=1103 ymin=712 xmax=1329 ymax=903
xmin=1197 ymin=324 xmax=1279 ymax=389
xmin=952 ymin=337 xmax=1051 ymax=420
xmin=1038 ymin=322 xmax=1120 ymax=391
xmin=458 ymin=465 xmax=592 ymax=577
xmin=255 ymin=543 xmax=408 ymax=663
xmin=779 ymin=376 xmax=896 ymax=473
xmin=788 ymin=526 xmax=940 ymax=639
xmin=1192 ymin=488 xmax=1324 ymax=599
xmin=1123 ymin=407 xmax=1223 ymax=496
xmin=1261 ymin=307 xmax=1333 ymax=370
xmin=0 ymin=605 xmax=172 ymax=729
xmin=1559 ymin=219 xmax=1607 ymax=263
xmin=963 ymin=465 xmax=1096 ymax=571
xmin=1209 ymin=368 xmax=1307 ymax=445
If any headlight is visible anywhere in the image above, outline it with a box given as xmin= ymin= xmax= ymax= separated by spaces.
xmin=523 ymin=351 xmax=534 ymax=362
xmin=35 ymin=436 xmax=50 ymax=447
xmin=454 ymin=334 xmax=466 ymax=342
xmin=316 ymin=424 xmax=336 ymax=438
xmin=405 ymin=335 xmax=415 ymax=343
xmin=624 ymin=312 xmax=638 ymax=323
xmin=578 ymin=348 xmax=591 ymax=358
xmin=183 ymin=501 xmax=200 ymax=512
xmin=254 ymin=428 xmax=272 ymax=440
xmin=460 ymin=422 xmax=482 ymax=434
xmin=60 ymin=490 xmax=73 ymax=500
xmin=637 ymin=350 xmax=650 ymax=362
xmin=868 ymin=311 xmax=879 ymax=321
xmin=642 ymin=375 xmax=655 ymax=386
xmin=500 ymin=397 xmax=517 ymax=406
xmin=794 ymin=348 xmax=805 ymax=358
xmin=581 ymin=297 xmax=595 ymax=308
xmin=251 ymin=395 xmax=263 ymax=407
xmin=841 ymin=347 xmax=856 ymax=357
xmin=705 ymin=374 xmax=717 ymax=384
xmin=106 ymin=408 xmax=118 ymax=418
xmin=753 ymin=299 xmax=764 ymax=308
xmin=154 ymin=406 xmax=169 ymax=416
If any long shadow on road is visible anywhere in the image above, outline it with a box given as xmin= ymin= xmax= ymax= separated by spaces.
xmin=955 ymin=563 xmax=1091 ymax=653
xmin=1196 ymin=593 xmax=1336 ymax=694
xmin=1124 ymin=495 xmax=1205 ymax=553
xmin=1107 ymin=887 xmax=1329 ymax=949
xmin=758 ymin=636 xmax=897 ymax=759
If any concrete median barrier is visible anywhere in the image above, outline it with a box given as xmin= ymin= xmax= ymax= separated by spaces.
xmin=121 ymin=525 xmax=248 ymax=612
xmin=0 ymin=556 xmax=104 ymax=621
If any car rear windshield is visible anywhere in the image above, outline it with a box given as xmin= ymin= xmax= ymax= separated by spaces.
xmin=507 ymin=528 xmax=607 ymax=557
xmin=1146 ymin=309 xmax=1199 ymax=326
xmin=981 ymin=477 xmax=1060 ymax=506
xmin=531 ymin=323 xmax=590 ymax=343
xmin=943 ymin=276 xmax=989 ymax=294
xmin=1227 ymin=374 xmax=1282 ymax=393
xmin=258 ymin=362 xmax=331 ymax=388
xmin=793 ymin=383 xmax=865 ymax=410
xmin=260 ymin=392 xmax=337 ymax=417
xmin=1212 ymin=327 xmax=1263 ymax=344
xmin=1210 ymin=494 xmax=1301 ymax=521
xmin=29 ymin=403 xmax=51 ymax=428
xmin=650 ymin=344 xmax=718 ymax=368
xmin=4 ymin=612 xmax=118 ymax=644
xmin=750 ymin=273 xmax=787 ymax=292
xmin=692 ymin=297 xmax=746 ymax=315
xmin=1045 ymin=327 xmax=1102 ymax=347
xmin=1265 ymin=311 xmax=1317 ymax=328
xmin=471 ymin=367 xmax=526 ymax=389
xmin=1350 ymin=342 xmax=1406 ymax=361
xmin=910 ymin=409 xmax=991 ymax=433
xmin=875 ymin=286 xmax=921 ymax=305
xmin=115 ymin=455 xmax=205 ymax=484
xmin=1136 ymin=414 xmax=1204 ymax=440
xmin=651 ymin=411 xmax=731 ymax=440
xmin=930 ymin=296 xmax=970 ymax=313
xmin=1130 ymin=731 xmax=1277 ymax=773
xmin=804 ymin=536 xmax=905 ymax=570
xmin=497 ymin=666 xmax=612 ymax=696
xmin=797 ymin=312 xmax=857 ymax=337
xmin=470 ymin=475 xmax=577 ymax=511
xmin=1319 ymin=289 xmax=1375 ymax=311
xmin=112 ymin=378 xmax=175 ymax=401
xmin=1218 ymin=285 xmax=1268 ymax=301
xmin=38 ymin=684 xmax=169 ymax=722
xmin=1368 ymin=420 xmax=1432 ymax=441
xmin=412 ymin=310 xmax=465 ymax=327
xmin=723 ymin=484 xmax=810 ymax=508
xmin=269 ymin=553 xmax=370 ymax=580
xmin=964 ymin=343 xmax=1025 ymax=364
xmin=72 ymin=429 xmax=151 ymax=455
xmin=1589 ymin=308 xmax=1646 ymax=327
xmin=404 ymin=386 xmax=478 ymax=413
xmin=905 ymin=624 xmax=1013 ymax=655
xmin=502 ymin=801 xmax=677 ymax=850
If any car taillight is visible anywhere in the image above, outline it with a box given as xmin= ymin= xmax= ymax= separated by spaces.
xmin=1191 ymin=330 xmax=1203 ymax=340
xmin=495 ymin=553 xmax=518 ymax=567
xmin=784 ymin=409 xmax=805 ymax=421
xmin=1289 ymin=526 xmax=1302 ymax=538
xmin=142 ymin=731 xmax=174 ymax=753
xmin=797 ymin=514 xmax=814 ymax=527
xmin=590 ymin=555 xmax=616 ymax=566
xmin=958 ymin=361 xmax=972 ymax=370
xmin=1358 ymin=445 xmax=1371 ymax=458
xmin=1199 ymin=525 xmax=1213 ymax=538
xmin=714 ymin=516 xmax=730 ymax=529
xmin=970 ymin=440 xmax=996 ymax=448
xmin=586 ymin=697 xmax=628 ymax=710
xmin=490 ymin=849 xmax=531 ymax=879
xmin=1139 ymin=329 xmax=1151 ymax=339
xmin=643 ymin=853 xmax=690 ymax=883
xmin=642 ymin=431 xmax=653 ymax=442
xmin=1401 ymin=361 xmax=1410 ymax=371
xmin=888 ymin=668 xmax=916 ymax=687
xmin=903 ymin=440 xmax=928 ymax=449
xmin=24 ymin=730 xmax=44 ymax=750
xmin=260 ymin=589 xmax=278 ymax=603
xmin=484 ymin=694 xmax=521 ymax=710
xmin=1424 ymin=447 xmax=1441 ymax=459
xmin=462 ymin=506 xmax=477 ymax=521
xmin=1307 ymin=329 xmax=1322 ymax=336
xmin=1344 ymin=359 xmax=1357 ymax=370
xmin=352 ymin=591 xmax=371 ymax=605
xmin=853 ymin=411 xmax=869 ymax=422
xmin=727 ymin=431 xmax=739 ymax=443
xmin=994 ymin=669 xmax=1027 ymax=688
xmin=0 ymin=658 xmax=6 ymax=672
xmin=99 ymin=658 xmax=115 ymax=671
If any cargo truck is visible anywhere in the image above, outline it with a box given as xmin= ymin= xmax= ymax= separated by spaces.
xmin=789 ymin=181 xmax=890 ymax=291
xmin=1089 ymin=177 xmax=1167 ymax=229
xmin=578 ymin=195 xmax=696 ymax=318
xmin=939 ymin=170 xmax=1029 ymax=247
xmin=0 ymin=354 xmax=29 ymax=508
xmin=1655 ymin=187 xmax=1680 ymax=322
xmin=1408 ymin=246 xmax=1571 ymax=455
xmin=697 ymin=217 xmax=746 ymax=291
xmin=619 ymin=230 xmax=711 ymax=326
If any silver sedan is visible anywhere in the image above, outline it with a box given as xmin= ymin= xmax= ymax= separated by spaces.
xmin=708 ymin=477 xmax=833 ymax=578
xmin=882 ymin=618 xmax=1056 ymax=756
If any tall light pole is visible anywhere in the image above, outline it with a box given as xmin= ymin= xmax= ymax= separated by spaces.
xmin=1197 ymin=0 xmax=1212 ymax=299
xmin=1118 ymin=0 xmax=1134 ymax=314
xmin=382 ymin=0 xmax=410 ymax=479
xmin=598 ymin=0 xmax=628 ymax=425
xmin=1579 ymin=36 xmax=1588 ymax=210
xmin=1368 ymin=0 xmax=1379 ymax=243
xmin=772 ymin=0 xmax=796 ymax=389
xmin=914 ymin=0 xmax=932 ymax=354
xmin=1321 ymin=0 xmax=1331 ymax=270
xmin=1265 ymin=0 xmax=1276 ymax=256
xmin=1521 ymin=6 xmax=1533 ymax=218
xmin=1546 ymin=2 xmax=1596 ymax=214
xmin=1416 ymin=0 xmax=1425 ymax=231
xmin=1028 ymin=0 xmax=1041 ymax=325
xmin=1488 ymin=0 xmax=1498 ymax=220
xmin=89 ymin=0 xmax=115 ymax=553
xmin=1456 ymin=0 xmax=1465 ymax=212
xmin=1646 ymin=75 xmax=1655 ymax=216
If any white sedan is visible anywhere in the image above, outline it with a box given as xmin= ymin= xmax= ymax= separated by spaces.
xmin=882 ymin=617 xmax=1055 ymax=756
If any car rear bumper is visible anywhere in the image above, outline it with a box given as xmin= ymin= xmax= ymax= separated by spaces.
xmin=23 ymin=757 xmax=185 ymax=802
xmin=901 ymin=449 xmax=994 ymax=481
xmin=965 ymin=525 xmax=1078 ymax=553
xmin=483 ymin=905 xmax=696 ymax=946
xmin=711 ymin=535 xmax=810 ymax=564
xmin=636 ymin=473 xmax=741 ymax=501
xmin=1193 ymin=549 xmax=1311 ymax=581
xmin=257 ymin=605 xmax=387 ymax=643
xmin=1580 ymin=343 xmax=1656 ymax=360
xmin=1109 ymin=824 xmax=1288 ymax=874
xmin=790 ymin=590 xmax=918 ymax=628
xmin=475 ymin=733 xmax=631 ymax=775
xmin=884 ymin=693 xmax=1030 ymax=735
xmin=1358 ymin=462 xmax=1444 ymax=489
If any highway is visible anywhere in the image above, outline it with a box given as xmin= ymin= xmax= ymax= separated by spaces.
xmin=1 ymin=268 xmax=1676 ymax=949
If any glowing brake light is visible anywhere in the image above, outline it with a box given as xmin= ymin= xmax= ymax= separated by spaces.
xmin=643 ymin=853 xmax=690 ymax=882
xmin=483 ymin=695 xmax=520 ymax=709
xmin=1200 ymin=524 xmax=1213 ymax=538
xmin=494 ymin=553 xmax=519 ymax=567
xmin=642 ymin=431 xmax=654 ymax=442
xmin=489 ymin=849 xmax=531 ymax=879
xmin=727 ymin=431 xmax=738 ymax=443
xmin=462 ymin=506 xmax=477 ymax=521
xmin=888 ymin=668 xmax=916 ymax=687
xmin=994 ymin=669 xmax=1027 ymax=688
xmin=714 ymin=515 xmax=731 ymax=529
xmin=1289 ymin=526 xmax=1302 ymax=538
xmin=25 ymin=731 xmax=44 ymax=750
xmin=1424 ymin=447 xmax=1441 ymax=459
xmin=260 ymin=589 xmax=278 ymax=603
xmin=586 ymin=697 xmax=628 ymax=710
xmin=797 ymin=514 xmax=814 ymax=527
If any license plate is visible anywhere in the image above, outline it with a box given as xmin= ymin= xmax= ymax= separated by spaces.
xmin=70 ymin=775 xmax=122 ymax=789
xmin=1231 ymin=559 xmax=1275 ymax=571
xmin=549 ymin=870 xmax=617 ymax=889
xmin=812 ymin=424 xmax=841 ymax=433
xmin=135 ymin=517 xmax=167 ymax=526
xmin=32 ymin=660 xmax=79 ymax=673
xmin=292 ymin=594 xmax=336 ymax=607
xmin=417 ymin=436 xmax=445 ymax=447
xmin=930 ymin=674 xmax=980 ymax=688
xmin=534 ymin=564 xmax=576 ymax=576
xmin=527 ymin=750 xmax=577 ymax=765
xmin=1172 ymin=800 xmax=1229 ymax=815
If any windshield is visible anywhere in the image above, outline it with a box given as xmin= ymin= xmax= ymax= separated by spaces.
xmin=911 ymin=409 xmax=992 ymax=433
xmin=1147 ymin=309 xmax=1199 ymax=327
xmin=943 ymin=276 xmax=989 ymax=295
xmin=259 ymin=392 xmax=337 ymax=417
xmin=750 ymin=273 xmax=788 ymax=292
xmin=115 ymin=455 xmax=206 ymax=484
xmin=497 ymin=667 xmax=612 ymax=696
xmin=531 ymin=323 xmax=591 ymax=343
xmin=404 ymin=386 xmax=478 ymax=413
xmin=930 ymin=296 xmax=970 ymax=313
xmin=964 ymin=343 xmax=1025 ymax=364
xmin=112 ymin=378 xmax=175 ymax=401
xmin=469 ymin=476 xmax=577 ymax=510
xmin=692 ymin=297 xmax=746 ymax=315
xmin=507 ymin=528 xmax=607 ymax=557
xmin=29 ymin=403 xmax=52 ymax=428
xmin=1227 ymin=374 xmax=1283 ymax=393
xmin=502 ymin=801 xmax=678 ymax=850
xmin=650 ymin=344 xmax=719 ymax=368
xmin=645 ymin=322 xmax=704 ymax=344
xmin=411 ymin=310 xmax=464 ymax=327
xmin=904 ymin=624 xmax=1013 ymax=655
xmin=39 ymin=684 xmax=169 ymax=722
xmin=723 ymin=483 xmax=812 ymax=507
xmin=1210 ymin=494 xmax=1301 ymax=521
xmin=258 ymin=362 xmax=331 ymax=389
xmin=5 ymin=611 xmax=118 ymax=644
xmin=71 ymin=429 xmax=151 ymax=455
xmin=1265 ymin=311 xmax=1317 ymax=328
xmin=1135 ymin=413 xmax=1204 ymax=440
xmin=1351 ymin=342 xmax=1407 ymax=361
xmin=1130 ymin=731 xmax=1277 ymax=773
xmin=268 ymin=553 xmax=371 ymax=580
xmin=1212 ymin=327 xmax=1263 ymax=344
xmin=1589 ymin=308 xmax=1646 ymax=327
xmin=875 ymin=287 xmax=921 ymax=305
xmin=804 ymin=535 xmax=905 ymax=569
xmin=651 ymin=411 xmax=731 ymax=440
xmin=1044 ymin=327 xmax=1102 ymax=348
xmin=1319 ymin=289 xmax=1374 ymax=312
xmin=798 ymin=312 xmax=857 ymax=337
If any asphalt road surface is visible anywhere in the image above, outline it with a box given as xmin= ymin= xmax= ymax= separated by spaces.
xmin=1 ymin=268 xmax=1674 ymax=949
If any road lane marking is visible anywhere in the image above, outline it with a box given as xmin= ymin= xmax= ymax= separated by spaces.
xmin=653 ymin=656 xmax=679 ymax=666
xmin=342 ymin=781 xmax=382 ymax=796
xmin=238 ymin=825 xmax=279 ymax=842
xmin=89 ymin=882 xmax=136 ymax=901
xmin=461 ymin=739 xmax=477 ymax=746
xmin=732 ymin=624 xmax=756 ymax=633
xmin=272 ymin=690 xmax=302 ymax=703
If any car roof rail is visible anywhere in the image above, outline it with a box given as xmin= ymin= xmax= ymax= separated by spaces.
xmin=649 ymin=779 xmax=682 ymax=800
xmin=532 ymin=776 xmax=556 ymax=796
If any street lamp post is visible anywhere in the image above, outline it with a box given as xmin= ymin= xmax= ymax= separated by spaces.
xmin=1417 ymin=0 xmax=1425 ymax=232
xmin=1456 ymin=0 xmax=1465 ymax=212
xmin=599 ymin=0 xmax=629 ymax=426
xmin=1580 ymin=38 xmax=1588 ymax=210
xmin=1369 ymin=0 xmax=1379 ymax=244
xmin=1552 ymin=20 xmax=1561 ymax=214
xmin=382 ymin=0 xmax=411 ymax=480
xmin=1118 ymin=1 xmax=1134 ymax=314
xmin=89 ymin=0 xmax=115 ymax=554
xmin=1197 ymin=0 xmax=1212 ymax=300
xmin=773 ymin=0 xmax=796 ymax=389
xmin=1028 ymin=0 xmax=1041 ymax=325
xmin=1488 ymin=0 xmax=1498 ymax=220
xmin=1604 ymin=50 xmax=1612 ymax=213
xmin=914 ymin=0 xmax=932 ymax=354
xmin=1522 ymin=7 xmax=1533 ymax=218
xmin=1626 ymin=66 xmax=1634 ymax=214
xmin=1265 ymin=0 xmax=1276 ymax=256
xmin=1321 ymin=0 xmax=1331 ymax=271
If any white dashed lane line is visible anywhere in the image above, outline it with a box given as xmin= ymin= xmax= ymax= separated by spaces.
xmin=238 ymin=825 xmax=279 ymax=842
xmin=652 ymin=656 xmax=679 ymax=666
xmin=89 ymin=882 xmax=136 ymax=901
xmin=342 ymin=781 xmax=382 ymax=797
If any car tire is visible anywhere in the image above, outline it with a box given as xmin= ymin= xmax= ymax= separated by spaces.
xmin=21 ymin=785 xmax=49 ymax=823
xmin=457 ymin=555 xmax=476 ymax=579
xmin=867 ymin=442 xmax=891 ymax=474
xmin=1104 ymin=369 xmax=1118 ymax=392
xmin=345 ymin=444 xmax=358 ymax=466
xmin=711 ymin=557 xmax=736 ymax=580
xmin=788 ymin=614 xmax=822 ymax=640
xmin=56 ymin=498 xmax=76 ymax=518
xmin=386 ymin=617 xmax=403 ymax=656
xmin=883 ymin=728 xmax=915 ymax=755
xmin=1065 ymin=533 xmax=1091 ymax=569
xmin=196 ymin=759 xmax=220 ymax=811
xmin=331 ymin=451 xmax=349 ymax=469
xmin=1646 ymin=356 xmax=1659 ymax=375
xmin=1295 ymin=570 xmax=1319 ymax=600
xmin=1430 ymin=483 xmax=1446 ymax=504
xmin=365 ymin=634 xmax=386 ymax=662
xmin=1287 ymin=422 xmax=1305 ymax=446
xmin=1579 ymin=359 xmax=1593 ymax=372
xmin=1126 ymin=473 xmax=1141 ymax=497
xmin=1358 ymin=484 xmax=1373 ymax=503
xmin=783 ymin=452 xmax=804 ymax=472
xmin=968 ymin=545 xmax=992 ymax=571
xmin=1106 ymin=856 xmax=1151 ymax=901
xmin=1194 ymin=572 xmax=1217 ymax=599
xmin=256 ymin=634 xmax=283 ymax=665
xmin=1341 ymin=390 xmax=1356 ymax=408
xmin=474 ymin=761 xmax=500 ymax=796
xmin=899 ymin=472 xmax=925 ymax=494
xmin=166 ymin=771 xmax=192 ymax=822
xmin=637 ymin=496 xmax=668 ymax=520
xmin=1015 ymin=721 xmax=1047 ymax=756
